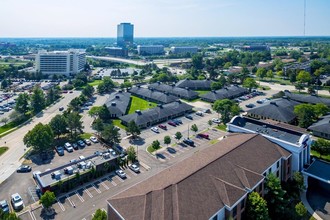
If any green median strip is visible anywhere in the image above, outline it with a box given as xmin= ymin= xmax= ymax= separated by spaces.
xmin=0 ymin=146 xmax=8 ymax=156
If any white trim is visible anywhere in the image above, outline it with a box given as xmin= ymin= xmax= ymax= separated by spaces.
xmin=107 ymin=201 xmax=125 ymax=220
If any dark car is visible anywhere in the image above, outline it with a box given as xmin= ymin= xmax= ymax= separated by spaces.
xmin=158 ymin=124 xmax=167 ymax=130
xmin=197 ymin=133 xmax=209 ymax=139
xmin=173 ymin=119 xmax=182 ymax=125
xmin=185 ymin=115 xmax=193 ymax=120
xmin=168 ymin=121 xmax=176 ymax=127
xmin=245 ymin=103 xmax=255 ymax=108
xmin=183 ymin=138 xmax=195 ymax=146
xmin=17 ymin=165 xmax=32 ymax=173
xmin=0 ymin=200 xmax=9 ymax=213
xmin=59 ymin=107 xmax=64 ymax=111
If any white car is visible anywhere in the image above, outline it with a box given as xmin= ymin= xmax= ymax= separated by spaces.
xmin=11 ymin=193 xmax=23 ymax=211
xmin=212 ymin=118 xmax=221 ymax=124
xmin=115 ymin=169 xmax=126 ymax=179
xmin=84 ymin=139 xmax=92 ymax=145
xmin=90 ymin=136 xmax=98 ymax=143
xmin=129 ymin=164 xmax=140 ymax=173
xmin=64 ymin=142 xmax=73 ymax=152
xmin=151 ymin=127 xmax=159 ymax=133
xmin=109 ymin=149 xmax=117 ymax=156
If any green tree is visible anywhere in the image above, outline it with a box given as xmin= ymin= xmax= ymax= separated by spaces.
xmin=69 ymin=97 xmax=82 ymax=112
xmin=295 ymin=202 xmax=307 ymax=217
xmin=243 ymin=78 xmax=258 ymax=92
xmin=208 ymin=120 xmax=212 ymax=127
xmin=125 ymin=121 xmax=141 ymax=139
xmin=101 ymin=124 xmax=121 ymax=146
xmin=92 ymin=118 xmax=104 ymax=135
xmin=39 ymin=190 xmax=56 ymax=210
xmin=297 ymin=70 xmax=312 ymax=84
xmin=191 ymin=124 xmax=198 ymax=134
xmin=175 ymin=131 xmax=182 ymax=142
xmin=211 ymin=82 xmax=223 ymax=90
xmin=265 ymin=173 xmax=287 ymax=218
xmin=212 ymin=99 xmax=240 ymax=124
xmin=15 ymin=93 xmax=30 ymax=114
xmin=223 ymin=62 xmax=232 ymax=69
xmin=88 ymin=106 xmax=102 ymax=119
xmin=252 ymin=66 xmax=258 ymax=74
xmin=98 ymin=104 xmax=111 ymax=122
xmin=311 ymin=138 xmax=330 ymax=158
xmin=151 ymin=140 xmax=160 ymax=150
xmin=246 ymin=192 xmax=270 ymax=220
xmin=294 ymin=104 xmax=317 ymax=128
xmin=295 ymin=83 xmax=305 ymax=93
xmin=1 ymin=79 xmax=9 ymax=89
xmin=277 ymin=70 xmax=284 ymax=78
xmin=1 ymin=117 xmax=8 ymax=125
xmin=266 ymin=70 xmax=274 ymax=81
xmin=293 ymin=172 xmax=305 ymax=191
xmin=92 ymin=209 xmax=107 ymax=220
xmin=313 ymin=103 xmax=329 ymax=117
xmin=191 ymin=54 xmax=204 ymax=70
xmin=126 ymin=146 xmax=137 ymax=162
xmin=256 ymin=67 xmax=267 ymax=80
xmin=97 ymin=77 xmax=115 ymax=94
xmin=23 ymin=123 xmax=54 ymax=153
xmin=31 ymin=86 xmax=46 ymax=114
xmin=82 ymin=84 xmax=95 ymax=98
xmin=49 ymin=114 xmax=68 ymax=139
xmin=66 ymin=112 xmax=83 ymax=138
xmin=164 ymin=135 xmax=171 ymax=147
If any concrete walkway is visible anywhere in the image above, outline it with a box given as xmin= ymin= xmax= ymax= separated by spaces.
xmin=301 ymin=191 xmax=323 ymax=220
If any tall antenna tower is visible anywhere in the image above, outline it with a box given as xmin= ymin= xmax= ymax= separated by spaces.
xmin=304 ymin=0 xmax=306 ymax=36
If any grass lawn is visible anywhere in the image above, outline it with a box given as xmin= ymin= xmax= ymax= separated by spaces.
xmin=0 ymin=146 xmax=8 ymax=156
xmin=216 ymin=124 xmax=227 ymax=131
xmin=209 ymin=139 xmax=219 ymax=145
xmin=311 ymin=150 xmax=330 ymax=162
xmin=88 ymin=80 xmax=103 ymax=86
xmin=0 ymin=121 xmax=18 ymax=134
xmin=113 ymin=119 xmax=126 ymax=129
xmin=195 ymin=90 xmax=210 ymax=96
xmin=128 ymin=96 xmax=157 ymax=114
xmin=79 ymin=133 xmax=93 ymax=139
xmin=147 ymin=145 xmax=161 ymax=154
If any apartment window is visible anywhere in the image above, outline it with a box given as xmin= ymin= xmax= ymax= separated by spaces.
xmin=277 ymin=170 xmax=280 ymax=177
xmin=232 ymin=206 xmax=237 ymax=218
xmin=268 ymin=168 xmax=272 ymax=174
xmin=277 ymin=161 xmax=280 ymax=168
xmin=241 ymin=199 xmax=245 ymax=210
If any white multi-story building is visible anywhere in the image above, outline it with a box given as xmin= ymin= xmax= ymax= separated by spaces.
xmin=170 ymin=46 xmax=198 ymax=54
xmin=36 ymin=49 xmax=86 ymax=75
xmin=137 ymin=45 xmax=164 ymax=55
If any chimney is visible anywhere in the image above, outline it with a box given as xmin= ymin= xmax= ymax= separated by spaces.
xmin=115 ymin=95 xmax=120 ymax=99
xmin=185 ymin=87 xmax=190 ymax=90
xmin=176 ymin=100 xmax=181 ymax=104
xmin=212 ymin=90 xmax=216 ymax=93
xmin=118 ymin=90 xmax=122 ymax=93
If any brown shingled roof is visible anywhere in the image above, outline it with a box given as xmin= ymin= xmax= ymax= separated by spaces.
xmin=108 ymin=133 xmax=290 ymax=220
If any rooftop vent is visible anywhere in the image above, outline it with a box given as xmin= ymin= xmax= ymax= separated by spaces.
xmin=185 ymin=87 xmax=190 ymax=90
xmin=111 ymin=102 xmax=116 ymax=106
xmin=135 ymin=110 xmax=142 ymax=115
xmin=282 ymin=96 xmax=288 ymax=99
xmin=157 ymin=81 xmax=161 ymax=84
xmin=270 ymin=101 xmax=277 ymax=106
xmin=115 ymin=95 xmax=120 ymax=99
xmin=137 ymin=85 xmax=141 ymax=88
xmin=176 ymin=100 xmax=182 ymax=104
xmin=118 ymin=90 xmax=123 ymax=93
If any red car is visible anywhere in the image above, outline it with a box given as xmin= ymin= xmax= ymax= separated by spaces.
xmin=198 ymin=133 xmax=209 ymax=139
xmin=168 ymin=121 xmax=176 ymax=127
xmin=158 ymin=124 xmax=167 ymax=130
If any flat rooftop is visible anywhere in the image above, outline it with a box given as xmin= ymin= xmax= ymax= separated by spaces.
xmin=304 ymin=159 xmax=330 ymax=183
xmin=230 ymin=116 xmax=303 ymax=144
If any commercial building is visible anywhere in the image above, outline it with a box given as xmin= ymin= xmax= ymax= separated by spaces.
xmin=105 ymin=91 xmax=131 ymax=118
xmin=283 ymin=61 xmax=311 ymax=75
xmin=227 ymin=116 xmax=312 ymax=173
xmin=176 ymin=79 xmax=213 ymax=90
xmin=119 ymin=100 xmax=193 ymax=128
xmin=117 ymin=23 xmax=134 ymax=47
xmin=137 ymin=45 xmax=164 ymax=55
xmin=36 ymin=49 xmax=86 ymax=75
xmin=170 ymin=46 xmax=198 ymax=54
xmin=308 ymin=115 xmax=330 ymax=140
xmin=200 ymin=85 xmax=248 ymax=103
xmin=105 ymin=47 xmax=128 ymax=57
xmin=241 ymin=45 xmax=270 ymax=52
xmin=107 ymin=133 xmax=291 ymax=220
xmin=148 ymin=82 xmax=199 ymax=100
xmin=284 ymin=91 xmax=330 ymax=107
xmin=128 ymin=86 xmax=178 ymax=104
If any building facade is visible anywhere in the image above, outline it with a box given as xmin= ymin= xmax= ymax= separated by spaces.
xmin=117 ymin=23 xmax=134 ymax=47
xmin=137 ymin=45 xmax=164 ymax=55
xmin=105 ymin=47 xmax=128 ymax=57
xmin=36 ymin=49 xmax=86 ymax=75
xmin=170 ymin=46 xmax=198 ymax=54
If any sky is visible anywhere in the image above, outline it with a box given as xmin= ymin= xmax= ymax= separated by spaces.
xmin=1 ymin=0 xmax=330 ymax=37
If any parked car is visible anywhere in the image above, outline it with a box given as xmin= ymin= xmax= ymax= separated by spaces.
xmin=17 ymin=165 xmax=32 ymax=173
xmin=77 ymin=140 xmax=85 ymax=148
xmin=0 ymin=200 xmax=9 ymax=213
xmin=197 ymin=133 xmax=209 ymax=139
xmin=55 ymin=146 xmax=65 ymax=156
xmin=115 ymin=169 xmax=126 ymax=179
xmin=195 ymin=111 xmax=203 ymax=116
xmin=64 ymin=142 xmax=73 ymax=152
xmin=11 ymin=193 xmax=23 ymax=211
xmin=158 ymin=124 xmax=167 ymax=130
xmin=203 ymin=109 xmax=211 ymax=113
xmin=72 ymin=143 xmax=79 ymax=150
xmin=151 ymin=127 xmax=159 ymax=133
xmin=129 ymin=164 xmax=140 ymax=173
xmin=185 ymin=114 xmax=193 ymax=120
xmin=109 ymin=149 xmax=117 ymax=156
xmin=245 ymin=103 xmax=255 ymax=108
xmin=172 ymin=119 xmax=182 ymax=125
xmin=90 ymin=136 xmax=98 ymax=143
xmin=212 ymin=118 xmax=221 ymax=124
xmin=59 ymin=107 xmax=64 ymax=111
xmin=183 ymin=138 xmax=195 ymax=146
xmin=168 ymin=121 xmax=176 ymax=127
xmin=84 ymin=139 xmax=92 ymax=145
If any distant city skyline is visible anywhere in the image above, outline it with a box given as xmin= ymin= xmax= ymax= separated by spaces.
xmin=1 ymin=0 xmax=330 ymax=37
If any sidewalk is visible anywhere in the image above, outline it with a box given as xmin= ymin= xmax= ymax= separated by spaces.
xmin=300 ymin=191 xmax=323 ymax=220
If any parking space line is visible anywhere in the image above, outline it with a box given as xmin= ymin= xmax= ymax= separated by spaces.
xmin=107 ymin=177 xmax=117 ymax=186
xmin=30 ymin=210 xmax=37 ymax=220
xmin=92 ymin=184 xmax=102 ymax=194
xmin=56 ymin=199 xmax=65 ymax=212
xmin=66 ymin=195 xmax=75 ymax=208
xmin=75 ymin=191 xmax=85 ymax=202
xmin=100 ymin=181 xmax=109 ymax=190
xmin=82 ymin=218 xmax=87 ymax=220
xmin=83 ymin=187 xmax=93 ymax=198
xmin=127 ymin=168 xmax=137 ymax=176
xmin=114 ymin=175 xmax=124 ymax=182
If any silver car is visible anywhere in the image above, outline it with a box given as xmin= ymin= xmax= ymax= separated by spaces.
xmin=11 ymin=193 xmax=23 ymax=211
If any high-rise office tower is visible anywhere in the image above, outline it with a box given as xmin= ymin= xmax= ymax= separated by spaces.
xmin=117 ymin=23 xmax=134 ymax=47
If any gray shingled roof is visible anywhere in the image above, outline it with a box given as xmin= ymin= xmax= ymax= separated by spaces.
xmin=128 ymin=86 xmax=178 ymax=104
xmin=148 ymin=82 xmax=199 ymax=100
xmin=119 ymin=101 xmax=193 ymax=127
xmin=105 ymin=91 xmax=131 ymax=117
xmin=284 ymin=91 xmax=330 ymax=107
xmin=308 ymin=115 xmax=330 ymax=135
xmin=108 ymin=134 xmax=290 ymax=220
xmin=200 ymin=85 xmax=248 ymax=102
xmin=247 ymin=98 xmax=300 ymax=123
xmin=176 ymin=79 xmax=213 ymax=90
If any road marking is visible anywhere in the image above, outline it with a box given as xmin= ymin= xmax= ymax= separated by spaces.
xmin=92 ymin=184 xmax=102 ymax=194
xmin=66 ymin=195 xmax=75 ymax=208
xmin=125 ymin=173 xmax=131 ymax=179
xmin=100 ymin=181 xmax=109 ymax=190
xmin=75 ymin=191 xmax=84 ymax=202
xmin=29 ymin=210 xmax=37 ymax=220
xmin=56 ymin=199 xmax=65 ymax=212
xmin=114 ymin=175 xmax=124 ymax=183
xmin=82 ymin=218 xmax=86 ymax=220
xmin=83 ymin=187 xmax=93 ymax=198
xmin=166 ymin=152 xmax=176 ymax=158
xmin=107 ymin=176 xmax=117 ymax=186
xmin=127 ymin=168 xmax=137 ymax=176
